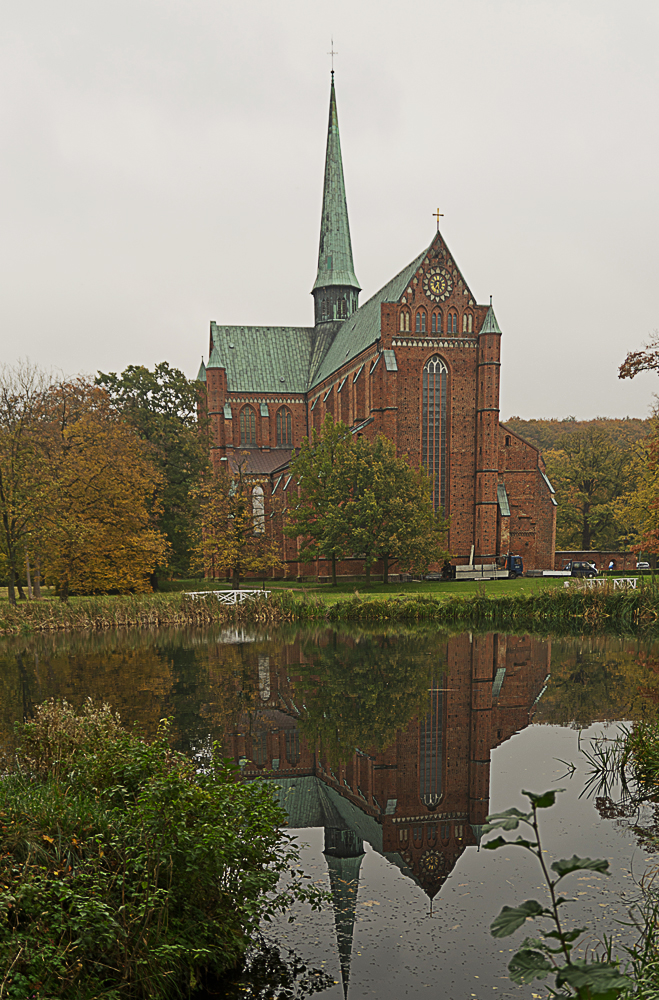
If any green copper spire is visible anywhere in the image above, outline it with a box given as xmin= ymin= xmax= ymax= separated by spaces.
xmin=312 ymin=73 xmax=360 ymax=326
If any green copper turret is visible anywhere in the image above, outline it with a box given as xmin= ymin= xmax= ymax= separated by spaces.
xmin=312 ymin=73 xmax=360 ymax=326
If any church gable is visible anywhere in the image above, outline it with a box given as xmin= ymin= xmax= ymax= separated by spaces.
xmin=395 ymin=232 xmax=479 ymax=337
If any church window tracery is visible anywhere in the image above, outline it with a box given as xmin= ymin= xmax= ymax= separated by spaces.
xmin=416 ymin=309 xmax=427 ymax=334
xmin=447 ymin=310 xmax=458 ymax=335
xmin=276 ymin=407 xmax=292 ymax=446
xmin=432 ymin=310 xmax=442 ymax=334
xmin=240 ymin=405 xmax=256 ymax=445
xmin=422 ymin=355 xmax=448 ymax=513
xmin=252 ymin=485 xmax=265 ymax=534
xmin=419 ymin=676 xmax=444 ymax=808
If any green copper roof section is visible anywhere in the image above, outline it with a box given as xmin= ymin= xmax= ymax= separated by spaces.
xmin=206 ymin=343 xmax=225 ymax=368
xmin=211 ymin=323 xmax=315 ymax=393
xmin=196 ymin=358 xmax=206 ymax=382
xmin=310 ymin=244 xmax=429 ymax=388
xmin=480 ymin=304 xmax=502 ymax=334
xmin=312 ymin=74 xmax=360 ymax=294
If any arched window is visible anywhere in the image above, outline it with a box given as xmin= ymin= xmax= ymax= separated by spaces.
xmin=420 ymin=681 xmax=443 ymax=808
xmin=416 ymin=309 xmax=427 ymax=334
xmin=463 ymin=311 xmax=473 ymax=334
xmin=276 ymin=407 xmax=292 ymax=446
xmin=400 ymin=309 xmax=410 ymax=332
xmin=252 ymin=485 xmax=265 ymax=534
xmin=422 ymin=355 xmax=448 ymax=512
xmin=240 ymin=405 xmax=256 ymax=445
xmin=447 ymin=310 xmax=458 ymax=336
xmin=432 ymin=310 xmax=442 ymax=334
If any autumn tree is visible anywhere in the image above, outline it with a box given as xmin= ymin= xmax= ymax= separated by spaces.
xmin=191 ymin=462 xmax=282 ymax=588
xmin=544 ymin=427 xmax=634 ymax=550
xmin=612 ymin=418 xmax=659 ymax=562
xmin=619 ymin=331 xmax=659 ymax=382
xmin=33 ymin=379 xmax=169 ymax=600
xmin=96 ymin=363 xmax=208 ymax=582
xmin=0 ymin=362 xmax=54 ymax=605
xmin=285 ymin=415 xmax=353 ymax=586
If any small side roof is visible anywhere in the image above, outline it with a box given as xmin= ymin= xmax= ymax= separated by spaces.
xmin=480 ymin=304 xmax=502 ymax=334
xmin=210 ymin=324 xmax=314 ymax=393
xmin=196 ymin=358 xmax=206 ymax=382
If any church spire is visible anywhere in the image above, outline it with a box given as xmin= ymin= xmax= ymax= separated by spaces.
xmin=312 ymin=73 xmax=360 ymax=326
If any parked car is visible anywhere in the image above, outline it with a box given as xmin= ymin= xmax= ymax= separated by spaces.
xmin=637 ymin=561 xmax=650 ymax=570
xmin=570 ymin=561 xmax=598 ymax=578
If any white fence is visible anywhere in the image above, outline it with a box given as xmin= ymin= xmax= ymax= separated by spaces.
xmin=185 ymin=589 xmax=271 ymax=605
xmin=563 ymin=577 xmax=638 ymax=591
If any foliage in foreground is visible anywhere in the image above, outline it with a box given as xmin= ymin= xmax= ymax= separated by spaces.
xmin=483 ymin=788 xmax=632 ymax=998
xmin=0 ymin=700 xmax=322 ymax=998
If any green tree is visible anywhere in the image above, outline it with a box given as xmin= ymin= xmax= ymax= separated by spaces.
xmin=96 ymin=363 xmax=208 ymax=582
xmin=285 ymin=414 xmax=353 ymax=586
xmin=191 ymin=462 xmax=282 ymax=588
xmin=287 ymin=417 xmax=449 ymax=585
xmin=331 ymin=434 xmax=449 ymax=583
xmin=544 ymin=427 xmax=633 ymax=550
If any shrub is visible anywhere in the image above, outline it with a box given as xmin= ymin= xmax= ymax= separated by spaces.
xmin=0 ymin=700 xmax=322 ymax=998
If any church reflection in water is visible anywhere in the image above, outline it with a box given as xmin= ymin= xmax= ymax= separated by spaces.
xmin=223 ymin=632 xmax=550 ymax=996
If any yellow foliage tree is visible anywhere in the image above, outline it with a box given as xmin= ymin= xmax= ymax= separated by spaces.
xmin=191 ymin=463 xmax=282 ymax=588
xmin=32 ymin=380 xmax=168 ymax=599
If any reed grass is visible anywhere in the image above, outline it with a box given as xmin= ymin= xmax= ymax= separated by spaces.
xmin=1 ymin=579 xmax=658 ymax=636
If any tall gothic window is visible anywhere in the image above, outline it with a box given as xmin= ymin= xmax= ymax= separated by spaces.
xmin=432 ymin=310 xmax=442 ymax=334
xmin=400 ymin=309 xmax=410 ymax=332
xmin=252 ymin=485 xmax=265 ymax=534
xmin=422 ymin=355 xmax=448 ymax=512
xmin=276 ymin=407 xmax=292 ymax=446
xmin=447 ymin=310 xmax=458 ymax=335
xmin=416 ymin=309 xmax=427 ymax=334
xmin=419 ymin=680 xmax=443 ymax=808
xmin=240 ymin=405 xmax=256 ymax=445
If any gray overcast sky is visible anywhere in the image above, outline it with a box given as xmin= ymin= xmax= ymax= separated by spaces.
xmin=1 ymin=0 xmax=658 ymax=419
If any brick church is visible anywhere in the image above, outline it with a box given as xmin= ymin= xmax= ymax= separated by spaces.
xmin=197 ymin=74 xmax=556 ymax=575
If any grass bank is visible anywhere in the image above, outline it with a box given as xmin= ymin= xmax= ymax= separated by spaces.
xmin=0 ymin=578 xmax=657 ymax=635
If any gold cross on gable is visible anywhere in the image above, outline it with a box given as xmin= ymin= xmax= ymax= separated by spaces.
xmin=328 ymin=38 xmax=338 ymax=72
xmin=433 ymin=208 xmax=444 ymax=231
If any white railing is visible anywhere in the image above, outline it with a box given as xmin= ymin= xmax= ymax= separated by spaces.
xmin=185 ymin=589 xmax=271 ymax=605
xmin=563 ymin=577 xmax=638 ymax=591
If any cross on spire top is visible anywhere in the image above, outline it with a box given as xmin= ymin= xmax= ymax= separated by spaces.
xmin=433 ymin=208 xmax=444 ymax=231
xmin=328 ymin=38 xmax=338 ymax=73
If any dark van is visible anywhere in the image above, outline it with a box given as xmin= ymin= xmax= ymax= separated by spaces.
xmin=569 ymin=561 xmax=598 ymax=578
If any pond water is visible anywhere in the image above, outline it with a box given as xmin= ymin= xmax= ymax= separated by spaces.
xmin=2 ymin=626 xmax=659 ymax=999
